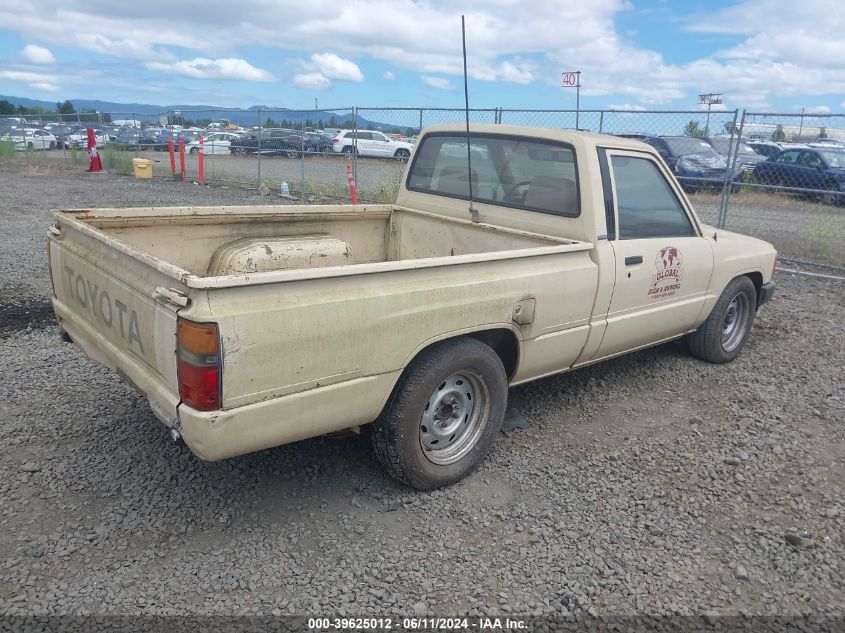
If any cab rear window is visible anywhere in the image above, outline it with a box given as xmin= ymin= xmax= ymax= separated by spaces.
xmin=407 ymin=133 xmax=580 ymax=218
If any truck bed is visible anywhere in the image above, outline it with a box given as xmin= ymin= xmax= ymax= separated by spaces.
xmin=52 ymin=204 xmax=589 ymax=288
xmin=49 ymin=203 xmax=598 ymax=460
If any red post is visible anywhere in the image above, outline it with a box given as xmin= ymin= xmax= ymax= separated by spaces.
xmin=345 ymin=164 xmax=358 ymax=204
xmin=86 ymin=128 xmax=103 ymax=172
xmin=198 ymin=135 xmax=204 ymax=185
xmin=168 ymin=138 xmax=177 ymax=179
xmin=178 ymin=137 xmax=186 ymax=181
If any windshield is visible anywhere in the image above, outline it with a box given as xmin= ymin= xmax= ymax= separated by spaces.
xmin=820 ymin=150 xmax=845 ymax=168
xmin=663 ymin=137 xmax=718 ymax=157
xmin=708 ymin=138 xmax=758 ymax=156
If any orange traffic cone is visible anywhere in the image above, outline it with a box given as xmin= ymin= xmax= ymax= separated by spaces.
xmin=86 ymin=128 xmax=103 ymax=173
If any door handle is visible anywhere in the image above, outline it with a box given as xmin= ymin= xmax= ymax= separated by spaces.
xmin=625 ymin=255 xmax=643 ymax=266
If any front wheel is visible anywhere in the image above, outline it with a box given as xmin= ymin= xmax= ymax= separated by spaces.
xmin=820 ymin=182 xmax=843 ymax=207
xmin=394 ymin=148 xmax=410 ymax=161
xmin=689 ymin=276 xmax=757 ymax=363
xmin=371 ymin=337 xmax=507 ymax=489
xmin=190 ymin=147 xmax=199 ymax=155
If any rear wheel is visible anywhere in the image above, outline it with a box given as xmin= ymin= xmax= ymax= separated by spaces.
xmin=689 ymin=276 xmax=757 ymax=363
xmin=190 ymin=147 xmax=199 ymax=155
xmin=394 ymin=148 xmax=411 ymax=161
xmin=342 ymin=145 xmax=355 ymax=156
xmin=371 ymin=338 xmax=507 ymax=489
xmin=27 ymin=142 xmax=34 ymax=150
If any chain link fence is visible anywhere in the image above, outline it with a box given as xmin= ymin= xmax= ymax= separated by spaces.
xmin=720 ymin=112 xmax=845 ymax=266
xmin=2 ymin=106 xmax=842 ymax=265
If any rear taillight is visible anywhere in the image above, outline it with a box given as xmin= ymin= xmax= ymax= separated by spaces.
xmin=177 ymin=319 xmax=221 ymax=411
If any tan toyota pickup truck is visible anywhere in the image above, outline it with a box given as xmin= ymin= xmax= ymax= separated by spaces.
xmin=48 ymin=125 xmax=776 ymax=489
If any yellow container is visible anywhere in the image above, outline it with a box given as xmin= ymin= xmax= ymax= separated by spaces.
xmin=132 ymin=158 xmax=153 ymax=179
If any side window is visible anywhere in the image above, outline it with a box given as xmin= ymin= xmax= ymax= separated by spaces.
xmin=776 ymin=151 xmax=799 ymax=164
xmin=357 ymin=132 xmax=373 ymax=141
xmin=799 ymin=152 xmax=821 ymax=168
xmin=610 ymin=155 xmax=695 ymax=240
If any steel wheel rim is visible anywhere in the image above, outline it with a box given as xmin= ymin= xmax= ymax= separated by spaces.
xmin=419 ymin=371 xmax=488 ymax=465
xmin=721 ymin=292 xmax=751 ymax=352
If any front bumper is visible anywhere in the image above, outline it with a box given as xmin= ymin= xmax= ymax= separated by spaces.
xmin=757 ymin=281 xmax=775 ymax=308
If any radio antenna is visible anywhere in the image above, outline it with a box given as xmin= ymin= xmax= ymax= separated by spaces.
xmin=461 ymin=15 xmax=479 ymax=222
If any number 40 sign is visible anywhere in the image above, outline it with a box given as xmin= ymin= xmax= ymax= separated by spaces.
xmin=561 ymin=72 xmax=580 ymax=87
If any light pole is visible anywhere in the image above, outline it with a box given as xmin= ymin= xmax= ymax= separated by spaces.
xmin=698 ymin=93 xmax=722 ymax=134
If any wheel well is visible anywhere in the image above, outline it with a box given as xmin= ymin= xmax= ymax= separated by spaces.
xmin=744 ymin=271 xmax=762 ymax=294
xmin=467 ymin=329 xmax=520 ymax=379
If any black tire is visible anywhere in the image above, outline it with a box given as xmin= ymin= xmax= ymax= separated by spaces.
xmin=27 ymin=142 xmax=34 ymax=150
xmin=371 ymin=337 xmax=507 ymax=489
xmin=49 ymin=141 xmax=56 ymax=150
xmin=342 ymin=145 xmax=355 ymax=156
xmin=689 ymin=276 xmax=757 ymax=364
xmin=394 ymin=148 xmax=410 ymax=161
xmin=190 ymin=147 xmax=199 ymax=155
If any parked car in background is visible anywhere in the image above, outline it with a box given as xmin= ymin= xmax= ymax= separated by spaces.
xmin=809 ymin=138 xmax=845 ymax=149
xmin=643 ymin=136 xmax=742 ymax=192
xmin=753 ymin=147 xmax=845 ymax=204
xmin=332 ymin=130 xmax=414 ymax=160
xmin=705 ymin=136 xmax=766 ymax=173
xmin=304 ymin=132 xmax=335 ymax=154
xmin=113 ymin=127 xmax=159 ymax=150
xmin=186 ymin=132 xmax=241 ymax=155
xmin=746 ymin=141 xmax=808 ymax=158
xmin=48 ymin=124 xmax=83 ymax=148
xmin=229 ymin=129 xmax=311 ymax=157
xmin=0 ymin=128 xmax=57 ymax=150
xmin=64 ymin=129 xmax=109 ymax=149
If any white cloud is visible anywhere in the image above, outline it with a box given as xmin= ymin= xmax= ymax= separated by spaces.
xmin=801 ymin=105 xmax=830 ymax=114
xmin=310 ymin=53 xmax=363 ymax=82
xmin=383 ymin=71 xmax=395 ymax=81
xmin=608 ymin=104 xmax=647 ymax=111
xmin=146 ymin=58 xmax=274 ymax=81
xmin=293 ymin=73 xmax=331 ymax=90
xmin=0 ymin=0 xmax=843 ymax=107
xmin=421 ymin=75 xmax=453 ymax=91
xmin=21 ymin=44 xmax=55 ymax=64
xmin=75 ymin=34 xmax=174 ymax=63
xmin=30 ymin=82 xmax=58 ymax=91
xmin=0 ymin=70 xmax=58 ymax=83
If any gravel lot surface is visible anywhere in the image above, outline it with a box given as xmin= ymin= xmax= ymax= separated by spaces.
xmin=0 ymin=166 xmax=843 ymax=624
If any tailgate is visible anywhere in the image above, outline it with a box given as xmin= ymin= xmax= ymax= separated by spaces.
xmin=48 ymin=219 xmax=183 ymax=422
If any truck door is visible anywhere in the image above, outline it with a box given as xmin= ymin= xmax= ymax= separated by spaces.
xmin=592 ymin=148 xmax=714 ymax=359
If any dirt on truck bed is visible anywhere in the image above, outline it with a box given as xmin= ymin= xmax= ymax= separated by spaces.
xmin=0 ymin=167 xmax=843 ymax=623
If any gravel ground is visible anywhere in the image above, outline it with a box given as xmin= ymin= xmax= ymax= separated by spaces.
xmin=0 ymin=166 xmax=843 ymax=625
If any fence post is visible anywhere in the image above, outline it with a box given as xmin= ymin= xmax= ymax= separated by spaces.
xmin=352 ymin=107 xmax=358 ymax=192
xmin=300 ymin=118 xmax=306 ymax=199
xmin=599 ymin=111 xmax=605 ymax=133
xmin=718 ymin=109 xmax=744 ymax=229
xmin=419 ymin=108 xmax=423 ymax=134
xmin=257 ymin=108 xmax=262 ymax=188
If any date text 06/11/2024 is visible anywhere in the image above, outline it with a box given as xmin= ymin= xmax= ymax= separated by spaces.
xmin=307 ymin=617 xmax=528 ymax=630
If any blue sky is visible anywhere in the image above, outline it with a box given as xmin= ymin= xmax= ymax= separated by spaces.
xmin=0 ymin=0 xmax=843 ymax=114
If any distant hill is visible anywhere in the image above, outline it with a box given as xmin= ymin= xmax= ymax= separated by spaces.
xmin=0 ymin=95 xmax=398 ymax=130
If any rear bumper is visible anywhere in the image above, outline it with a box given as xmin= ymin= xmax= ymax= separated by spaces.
xmin=178 ymin=371 xmax=400 ymax=461
xmin=757 ymin=281 xmax=775 ymax=308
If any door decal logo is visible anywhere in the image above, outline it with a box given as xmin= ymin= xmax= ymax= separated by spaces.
xmin=649 ymin=246 xmax=683 ymax=299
